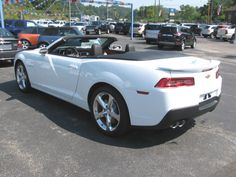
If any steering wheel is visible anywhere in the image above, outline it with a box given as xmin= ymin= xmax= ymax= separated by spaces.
xmin=65 ymin=47 xmax=80 ymax=57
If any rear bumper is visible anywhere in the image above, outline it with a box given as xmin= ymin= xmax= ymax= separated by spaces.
xmin=157 ymin=41 xmax=182 ymax=46
xmin=0 ymin=50 xmax=18 ymax=61
xmin=147 ymin=96 xmax=221 ymax=129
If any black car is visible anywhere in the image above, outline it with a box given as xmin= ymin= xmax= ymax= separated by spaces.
xmin=189 ymin=24 xmax=202 ymax=36
xmin=114 ymin=22 xmax=125 ymax=34
xmin=157 ymin=26 xmax=196 ymax=51
xmin=85 ymin=21 xmax=110 ymax=35
xmin=114 ymin=22 xmax=131 ymax=35
xmin=0 ymin=28 xmax=20 ymax=64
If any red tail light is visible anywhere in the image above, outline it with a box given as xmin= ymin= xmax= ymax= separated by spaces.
xmin=216 ymin=68 xmax=220 ymax=79
xmin=17 ymin=41 xmax=23 ymax=48
xmin=155 ymin=77 xmax=195 ymax=88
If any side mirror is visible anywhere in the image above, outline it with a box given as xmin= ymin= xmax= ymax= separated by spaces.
xmin=39 ymin=48 xmax=48 ymax=55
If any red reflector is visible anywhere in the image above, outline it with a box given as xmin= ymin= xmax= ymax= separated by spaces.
xmin=17 ymin=41 xmax=23 ymax=48
xmin=155 ymin=77 xmax=195 ymax=88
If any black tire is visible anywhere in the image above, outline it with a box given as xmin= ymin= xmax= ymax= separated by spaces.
xmin=115 ymin=31 xmax=119 ymax=34
xmin=15 ymin=61 xmax=31 ymax=93
xmin=191 ymin=40 xmax=196 ymax=48
xmin=178 ymin=41 xmax=185 ymax=51
xmin=231 ymin=34 xmax=235 ymax=41
xmin=89 ymin=85 xmax=130 ymax=136
xmin=210 ymin=33 xmax=214 ymax=39
xmin=146 ymin=39 xmax=150 ymax=44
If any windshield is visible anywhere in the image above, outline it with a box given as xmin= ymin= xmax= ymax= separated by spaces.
xmin=0 ymin=28 xmax=14 ymax=37
xmin=146 ymin=24 xmax=162 ymax=30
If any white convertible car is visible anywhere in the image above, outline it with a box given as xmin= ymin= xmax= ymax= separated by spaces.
xmin=14 ymin=36 xmax=222 ymax=136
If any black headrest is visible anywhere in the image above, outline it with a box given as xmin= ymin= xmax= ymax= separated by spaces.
xmin=91 ymin=44 xmax=103 ymax=56
xmin=125 ymin=44 xmax=135 ymax=52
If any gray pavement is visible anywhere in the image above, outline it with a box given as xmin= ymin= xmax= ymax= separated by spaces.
xmin=0 ymin=35 xmax=236 ymax=177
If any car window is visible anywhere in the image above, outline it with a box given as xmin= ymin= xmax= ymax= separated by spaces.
xmin=160 ymin=27 xmax=177 ymax=34
xmin=27 ymin=21 xmax=36 ymax=27
xmin=59 ymin=28 xmax=77 ymax=36
xmin=4 ymin=21 xmax=12 ymax=28
xmin=15 ymin=21 xmax=25 ymax=28
xmin=0 ymin=28 xmax=14 ymax=37
xmin=38 ymin=28 xmax=46 ymax=34
xmin=146 ymin=24 xmax=162 ymax=30
xmin=181 ymin=27 xmax=191 ymax=33
xmin=20 ymin=28 xmax=34 ymax=34
xmin=133 ymin=24 xmax=140 ymax=27
xmin=42 ymin=28 xmax=59 ymax=35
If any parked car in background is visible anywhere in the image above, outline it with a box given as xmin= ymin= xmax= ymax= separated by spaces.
xmin=131 ymin=23 xmax=145 ymax=37
xmin=114 ymin=22 xmax=125 ymax=34
xmin=157 ymin=25 xmax=196 ymax=51
xmin=144 ymin=23 xmax=164 ymax=44
xmin=4 ymin=20 xmax=37 ymax=36
xmin=64 ymin=22 xmax=88 ymax=32
xmin=216 ymin=25 xmax=236 ymax=41
xmin=189 ymin=24 xmax=202 ymax=36
xmin=18 ymin=27 xmax=46 ymax=49
xmin=201 ymin=25 xmax=217 ymax=38
xmin=213 ymin=25 xmax=227 ymax=38
xmin=108 ymin=22 xmax=116 ymax=33
xmin=48 ymin=20 xmax=65 ymax=27
xmin=0 ymin=28 xmax=21 ymax=64
xmin=37 ymin=27 xmax=83 ymax=48
xmin=85 ymin=21 xmax=110 ymax=35
xmin=37 ymin=20 xmax=53 ymax=27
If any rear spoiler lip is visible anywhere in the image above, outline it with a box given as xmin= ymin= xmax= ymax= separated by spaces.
xmin=156 ymin=60 xmax=220 ymax=72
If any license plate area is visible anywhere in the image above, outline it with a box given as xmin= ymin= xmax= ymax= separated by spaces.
xmin=0 ymin=44 xmax=12 ymax=50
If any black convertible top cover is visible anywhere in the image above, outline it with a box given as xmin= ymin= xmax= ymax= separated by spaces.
xmin=97 ymin=50 xmax=187 ymax=61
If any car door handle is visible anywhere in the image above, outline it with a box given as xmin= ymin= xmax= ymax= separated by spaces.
xmin=68 ymin=64 xmax=78 ymax=70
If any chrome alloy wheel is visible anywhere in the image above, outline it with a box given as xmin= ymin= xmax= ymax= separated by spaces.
xmin=16 ymin=64 xmax=27 ymax=90
xmin=21 ymin=40 xmax=30 ymax=49
xmin=93 ymin=92 xmax=121 ymax=132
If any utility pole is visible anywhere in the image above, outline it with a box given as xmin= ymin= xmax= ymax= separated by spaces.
xmin=0 ymin=0 xmax=5 ymax=28
xmin=210 ymin=0 xmax=213 ymax=24
xmin=106 ymin=0 xmax=108 ymax=20
xmin=69 ymin=0 xmax=71 ymax=26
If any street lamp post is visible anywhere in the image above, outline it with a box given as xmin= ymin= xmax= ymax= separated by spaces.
xmin=0 ymin=0 xmax=5 ymax=28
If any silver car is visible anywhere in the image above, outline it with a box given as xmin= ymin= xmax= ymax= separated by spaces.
xmin=201 ymin=25 xmax=217 ymax=38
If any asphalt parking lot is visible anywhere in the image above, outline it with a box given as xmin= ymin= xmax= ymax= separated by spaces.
xmin=1 ymin=35 xmax=236 ymax=177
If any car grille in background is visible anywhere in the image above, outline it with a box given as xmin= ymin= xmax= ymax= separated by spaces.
xmin=0 ymin=40 xmax=18 ymax=51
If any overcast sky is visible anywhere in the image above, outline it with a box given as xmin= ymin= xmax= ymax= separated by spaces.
xmin=127 ymin=0 xmax=208 ymax=10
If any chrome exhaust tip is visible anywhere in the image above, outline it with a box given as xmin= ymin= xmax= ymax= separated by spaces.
xmin=170 ymin=120 xmax=186 ymax=129
xmin=170 ymin=122 xmax=179 ymax=129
